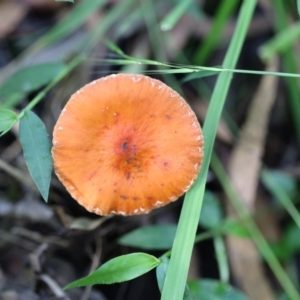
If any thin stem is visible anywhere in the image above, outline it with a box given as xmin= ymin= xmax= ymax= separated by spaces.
xmin=214 ymin=235 xmax=229 ymax=283
xmin=211 ymin=153 xmax=300 ymax=300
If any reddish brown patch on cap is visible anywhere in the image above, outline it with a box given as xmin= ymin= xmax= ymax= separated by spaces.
xmin=52 ymin=74 xmax=204 ymax=216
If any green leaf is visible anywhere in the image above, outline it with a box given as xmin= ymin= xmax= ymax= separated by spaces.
xmin=271 ymin=223 xmax=300 ymax=261
xmin=156 ymin=257 xmax=169 ymax=292
xmin=19 ymin=110 xmax=52 ymax=202
xmin=0 ymin=109 xmax=18 ymax=136
xmin=199 ymin=191 xmax=223 ymax=229
xmin=38 ymin=0 xmax=106 ymax=48
xmin=64 ymin=253 xmax=160 ymax=289
xmin=222 ymin=218 xmax=251 ymax=238
xmin=298 ymin=0 xmax=300 ymax=18
xmin=258 ymin=21 xmax=300 ymax=61
xmin=160 ymin=0 xmax=193 ymax=31
xmin=0 ymin=63 xmax=65 ymax=108
xmin=118 ymin=225 xmax=177 ymax=250
xmin=188 ymin=279 xmax=249 ymax=300
xmin=156 ymin=257 xmax=192 ymax=300
xmin=262 ymin=170 xmax=297 ymax=199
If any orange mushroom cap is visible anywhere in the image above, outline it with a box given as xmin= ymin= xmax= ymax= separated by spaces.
xmin=52 ymin=74 xmax=204 ymax=216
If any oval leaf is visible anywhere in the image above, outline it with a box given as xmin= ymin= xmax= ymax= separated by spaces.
xmin=118 ymin=225 xmax=177 ymax=250
xmin=188 ymin=279 xmax=249 ymax=300
xmin=64 ymin=253 xmax=160 ymax=289
xmin=156 ymin=257 xmax=192 ymax=300
xmin=0 ymin=63 xmax=65 ymax=108
xmin=156 ymin=256 xmax=169 ymax=292
xmin=0 ymin=108 xmax=18 ymax=136
xmin=19 ymin=110 xmax=52 ymax=202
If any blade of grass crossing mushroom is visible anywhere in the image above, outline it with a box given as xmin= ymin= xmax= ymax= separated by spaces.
xmin=298 ymin=0 xmax=300 ymax=17
xmin=19 ymin=110 xmax=52 ymax=202
xmin=161 ymin=1 xmax=257 ymax=299
xmin=211 ymin=153 xmax=300 ymax=299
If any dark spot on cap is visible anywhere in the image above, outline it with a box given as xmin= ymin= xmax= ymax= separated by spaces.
xmin=120 ymin=195 xmax=128 ymax=200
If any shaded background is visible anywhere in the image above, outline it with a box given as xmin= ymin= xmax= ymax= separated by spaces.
xmin=0 ymin=0 xmax=300 ymax=299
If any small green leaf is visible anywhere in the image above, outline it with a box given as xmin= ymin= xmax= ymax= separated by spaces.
xmin=0 ymin=109 xmax=18 ymax=136
xmin=258 ymin=22 xmax=300 ymax=61
xmin=156 ymin=257 xmax=192 ymax=300
xmin=262 ymin=170 xmax=297 ymax=199
xmin=19 ymin=110 xmax=52 ymax=202
xmin=188 ymin=279 xmax=249 ymax=300
xmin=272 ymin=223 xmax=300 ymax=261
xmin=222 ymin=218 xmax=251 ymax=238
xmin=118 ymin=225 xmax=177 ymax=250
xmin=298 ymin=0 xmax=300 ymax=18
xmin=156 ymin=257 xmax=169 ymax=292
xmin=199 ymin=191 xmax=223 ymax=229
xmin=0 ymin=63 xmax=65 ymax=108
xmin=64 ymin=253 xmax=160 ymax=289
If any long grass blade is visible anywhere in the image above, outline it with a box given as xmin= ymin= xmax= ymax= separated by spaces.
xmin=161 ymin=1 xmax=257 ymax=299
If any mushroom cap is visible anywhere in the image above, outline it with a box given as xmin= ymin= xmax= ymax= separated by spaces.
xmin=52 ymin=74 xmax=204 ymax=216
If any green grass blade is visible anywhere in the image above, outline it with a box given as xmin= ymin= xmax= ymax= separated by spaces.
xmin=0 ymin=63 xmax=65 ymax=109
xmin=161 ymin=1 xmax=257 ymax=299
xmin=214 ymin=236 xmax=229 ymax=283
xmin=160 ymin=0 xmax=193 ymax=31
xmin=37 ymin=0 xmax=107 ymax=49
xmin=262 ymin=170 xmax=300 ymax=230
xmin=273 ymin=0 xmax=300 ymax=147
xmin=211 ymin=154 xmax=300 ymax=299
xmin=193 ymin=0 xmax=239 ymax=64
xmin=259 ymin=21 xmax=300 ymax=61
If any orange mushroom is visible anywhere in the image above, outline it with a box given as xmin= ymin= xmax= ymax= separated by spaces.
xmin=52 ymin=74 xmax=204 ymax=216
